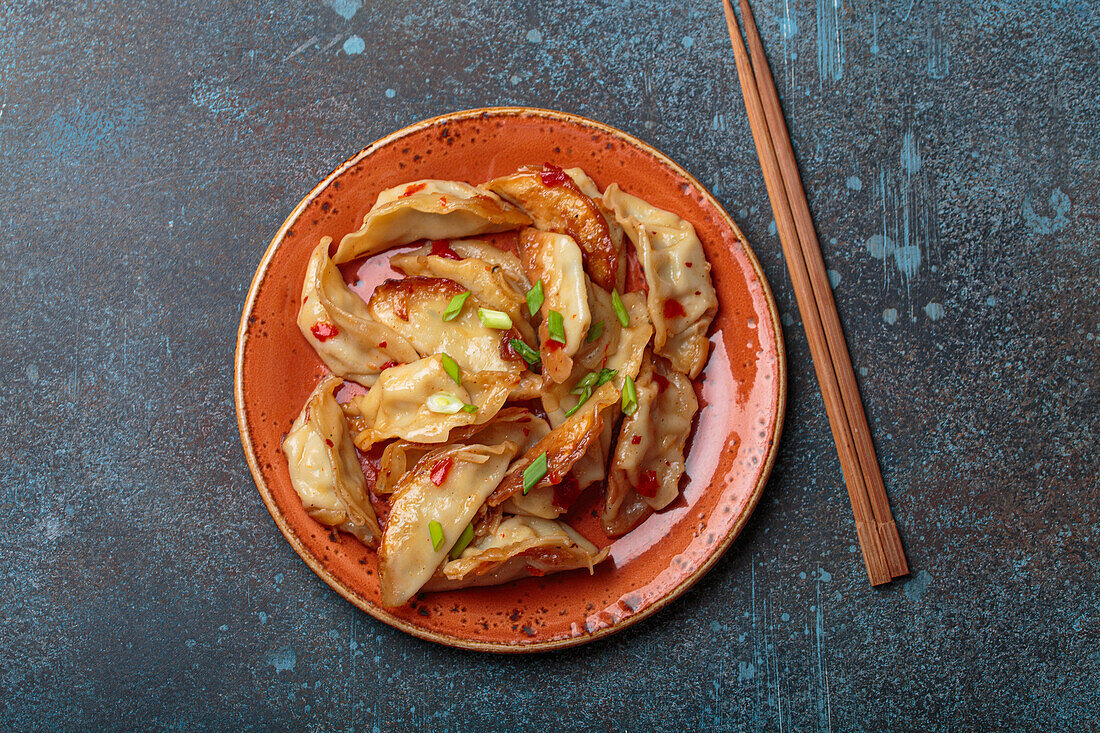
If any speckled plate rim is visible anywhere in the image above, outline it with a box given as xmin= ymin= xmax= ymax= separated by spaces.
xmin=234 ymin=106 xmax=787 ymax=653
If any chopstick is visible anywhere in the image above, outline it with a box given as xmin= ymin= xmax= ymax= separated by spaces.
xmin=722 ymin=0 xmax=909 ymax=584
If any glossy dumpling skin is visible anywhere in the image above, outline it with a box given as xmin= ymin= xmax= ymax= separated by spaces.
xmin=297 ymin=238 xmax=420 ymax=386
xmin=389 ymin=243 xmax=537 ymax=345
xmin=349 ymin=355 xmax=516 ymax=449
xmin=423 ymin=516 xmax=609 ymax=592
xmin=517 ymin=228 xmax=591 ymax=383
xmin=378 ymin=441 xmax=519 ymax=606
xmin=484 ymin=165 xmax=619 ymax=291
xmin=564 ymin=167 xmax=627 ymax=290
xmin=604 ymin=184 xmax=718 ymax=379
xmin=366 ymin=276 xmax=526 ymax=376
xmin=282 ymin=377 xmax=381 ymax=545
xmin=333 ymin=180 xmax=531 ymax=263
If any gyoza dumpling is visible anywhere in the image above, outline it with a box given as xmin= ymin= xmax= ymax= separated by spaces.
xmin=366 ymin=276 xmax=527 ymax=376
xmin=604 ymin=184 xmax=718 ymax=379
xmin=484 ymin=165 xmax=619 ymax=291
xmin=517 ymin=228 xmax=591 ymax=383
xmin=424 ymin=516 xmax=609 ymax=592
xmin=389 ymin=244 xmax=537 ymax=344
xmin=333 ymin=180 xmax=531 ymax=263
xmin=298 ymin=238 xmax=420 ymax=386
xmin=564 ymin=167 xmax=627 ymax=289
xmin=378 ymin=441 xmax=519 ymax=606
xmin=349 ymin=355 xmax=516 ymax=449
xmin=603 ymin=354 xmax=698 ymax=535
xmin=282 ymin=377 xmax=381 ymax=545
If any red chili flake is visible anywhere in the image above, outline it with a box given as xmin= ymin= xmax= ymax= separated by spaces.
xmin=652 ymin=373 xmax=671 ymax=392
xmin=430 ymin=457 xmax=454 ymax=486
xmin=636 ymin=470 xmax=659 ymax=498
xmin=526 ymin=565 xmax=547 ymax=577
xmin=539 ymin=162 xmax=570 ymax=187
xmin=310 ymin=321 xmax=339 ymax=341
xmin=379 ymin=341 xmax=387 ymax=348
xmin=522 ymin=428 xmax=531 ymax=437
xmin=685 ymin=262 xmax=694 ymax=268
xmin=438 ymin=195 xmax=448 ymax=206
xmin=429 ymin=239 xmax=462 ymax=260
xmin=631 ymin=435 xmax=642 ymax=445
xmin=325 ymin=439 xmax=334 ymax=447
xmin=379 ymin=361 xmax=401 ymax=370
xmin=545 ymin=338 xmax=564 ymax=352
xmin=662 ymin=299 xmax=687 ymax=318
xmin=401 ymin=182 xmax=427 ymax=197
xmin=551 ymin=473 xmax=582 ymax=510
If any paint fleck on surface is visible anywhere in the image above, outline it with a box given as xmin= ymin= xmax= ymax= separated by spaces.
xmin=883 ymin=308 xmax=899 ymax=325
xmin=322 ymin=0 xmax=362 ymax=20
xmin=924 ymin=302 xmax=945 ymax=321
xmin=904 ymin=570 xmax=933 ymax=603
xmin=846 ymin=175 xmax=862 ymax=191
xmin=1023 ymin=188 xmax=1071 ymax=235
xmin=342 ymin=35 xmax=365 ymax=55
xmin=526 ymin=29 xmax=542 ymax=43
xmin=265 ymin=647 xmax=298 ymax=673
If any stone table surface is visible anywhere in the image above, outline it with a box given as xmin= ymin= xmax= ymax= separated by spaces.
xmin=2 ymin=0 xmax=1097 ymax=730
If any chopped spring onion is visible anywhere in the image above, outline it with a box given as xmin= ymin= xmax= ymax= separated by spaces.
xmin=427 ymin=392 xmax=465 ymax=414
xmin=460 ymin=403 xmax=478 ymax=414
xmin=442 ymin=291 xmax=471 ymax=321
xmin=564 ymin=389 xmax=590 ymax=418
xmin=570 ymin=367 xmax=617 ymax=395
xmin=428 ymin=520 xmax=445 ymax=551
xmin=622 ymin=374 xmax=638 ymax=415
xmin=526 ymin=279 xmax=545 ymax=316
xmin=478 ymin=308 xmax=513 ymax=330
xmin=509 ymin=338 xmax=541 ymax=366
xmin=449 ymin=523 xmax=475 ymax=559
xmin=586 ymin=320 xmax=605 ymax=343
xmin=441 ymin=353 xmax=461 ymax=385
xmin=522 ymin=451 xmax=549 ymax=495
xmin=547 ymin=309 xmax=566 ymax=343
xmin=611 ymin=289 xmax=629 ymax=327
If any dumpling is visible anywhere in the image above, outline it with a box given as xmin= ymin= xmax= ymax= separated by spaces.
xmin=441 ymin=238 xmax=532 ymax=293
xmin=603 ymin=354 xmax=699 ymax=535
xmin=389 ymin=244 xmax=537 ymax=344
xmin=564 ymin=167 xmax=627 ymax=290
xmin=366 ymin=276 xmax=527 ymax=376
xmin=349 ymin=355 xmax=516 ymax=449
xmin=282 ymin=377 xmax=381 ymax=545
xmin=484 ymin=165 xmax=619 ymax=291
xmin=333 ymin=180 xmax=531 ymax=263
xmin=487 ymin=381 xmax=621 ymax=507
xmin=378 ymin=441 xmax=519 ymax=606
xmin=603 ymin=184 xmax=718 ymax=379
xmin=517 ymin=228 xmax=592 ymax=383
xmin=423 ymin=516 xmax=609 ymax=592
xmin=297 ymin=238 xmax=420 ymax=386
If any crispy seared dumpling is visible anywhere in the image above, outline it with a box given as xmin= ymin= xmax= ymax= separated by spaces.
xmin=282 ymin=377 xmax=381 ymax=545
xmin=349 ymin=356 xmax=516 ymax=449
xmin=366 ymin=276 xmax=526 ymax=376
xmin=443 ymin=238 xmax=532 ymax=293
xmin=485 ymin=165 xmax=619 ymax=290
xmin=564 ymin=167 xmax=627 ymax=290
xmin=389 ymin=244 xmax=537 ymax=344
xmin=334 ymin=180 xmax=531 ymax=263
xmin=517 ymin=228 xmax=592 ymax=383
xmin=378 ymin=441 xmax=519 ymax=606
xmin=604 ymin=184 xmax=718 ymax=378
xmin=297 ymin=238 xmax=420 ymax=386
xmin=423 ymin=516 xmax=609 ymax=592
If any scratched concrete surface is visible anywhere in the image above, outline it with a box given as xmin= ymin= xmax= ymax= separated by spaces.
xmin=1 ymin=0 xmax=1098 ymax=729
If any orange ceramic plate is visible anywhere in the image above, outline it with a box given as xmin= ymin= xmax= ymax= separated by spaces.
xmin=234 ymin=107 xmax=786 ymax=652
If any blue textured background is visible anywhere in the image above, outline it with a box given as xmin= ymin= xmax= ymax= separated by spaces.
xmin=2 ymin=0 xmax=1098 ymax=729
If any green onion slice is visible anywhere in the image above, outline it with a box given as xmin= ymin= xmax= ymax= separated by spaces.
xmin=429 ymin=520 xmax=445 ymax=551
xmin=526 ymin=279 xmax=545 ymax=317
xmin=478 ymin=307 xmax=513 ymax=330
xmin=522 ymin=451 xmax=549 ymax=495
xmin=426 ymin=392 xmax=464 ymax=414
xmin=460 ymin=403 xmax=478 ymax=414
xmin=611 ymin=289 xmax=629 ymax=327
xmin=564 ymin=388 xmax=591 ymax=418
xmin=586 ymin=320 xmax=604 ymax=343
xmin=442 ymin=291 xmax=471 ymax=321
xmin=547 ymin=310 xmax=566 ymax=344
xmin=622 ymin=374 xmax=638 ymax=415
xmin=441 ymin=353 xmax=461 ymax=385
xmin=449 ymin=523 xmax=475 ymax=559
xmin=509 ymin=338 xmax=541 ymax=366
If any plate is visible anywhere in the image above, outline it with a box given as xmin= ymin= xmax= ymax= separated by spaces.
xmin=234 ymin=107 xmax=786 ymax=652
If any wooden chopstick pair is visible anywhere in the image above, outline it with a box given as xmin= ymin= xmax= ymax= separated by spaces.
xmin=722 ymin=0 xmax=909 ymax=585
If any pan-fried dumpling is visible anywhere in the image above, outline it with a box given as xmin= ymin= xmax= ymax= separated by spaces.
xmin=517 ymin=228 xmax=591 ymax=383
xmin=366 ymin=276 xmax=527 ymax=376
xmin=564 ymin=167 xmax=627 ymax=290
xmin=604 ymin=184 xmax=718 ymax=378
xmin=389 ymin=244 xmax=537 ymax=344
xmin=484 ymin=165 xmax=619 ymax=291
xmin=604 ymin=355 xmax=698 ymax=534
xmin=334 ymin=180 xmax=531 ymax=263
xmin=442 ymin=238 xmax=532 ymax=293
xmin=298 ymin=238 xmax=420 ymax=386
xmin=282 ymin=377 xmax=381 ymax=545
xmin=378 ymin=441 xmax=519 ymax=606
xmin=423 ymin=516 xmax=609 ymax=592
xmin=349 ymin=355 xmax=516 ymax=449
